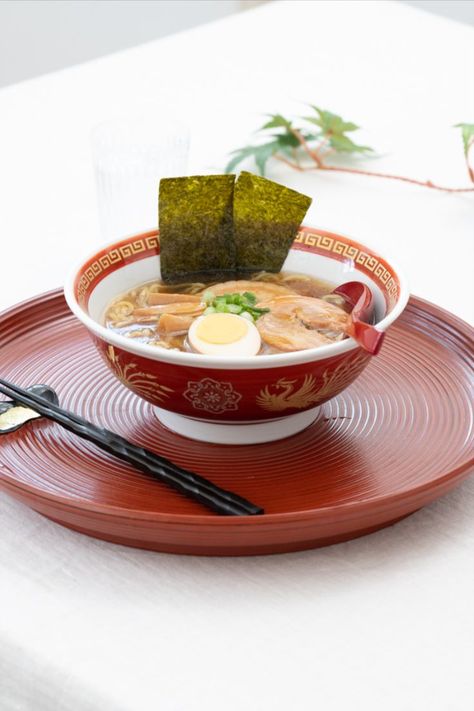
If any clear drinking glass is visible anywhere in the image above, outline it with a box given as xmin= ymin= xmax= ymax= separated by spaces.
xmin=91 ymin=114 xmax=190 ymax=242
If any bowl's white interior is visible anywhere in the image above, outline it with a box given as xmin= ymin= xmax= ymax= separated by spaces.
xmin=65 ymin=239 xmax=409 ymax=371
xmin=88 ymin=250 xmax=387 ymax=325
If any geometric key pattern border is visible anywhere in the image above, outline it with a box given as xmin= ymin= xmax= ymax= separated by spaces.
xmin=76 ymin=231 xmax=399 ymax=307
xmin=77 ymin=235 xmax=159 ymax=302
xmin=294 ymin=231 xmax=400 ymax=306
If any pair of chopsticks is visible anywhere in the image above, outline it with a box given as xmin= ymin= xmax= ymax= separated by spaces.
xmin=0 ymin=377 xmax=263 ymax=516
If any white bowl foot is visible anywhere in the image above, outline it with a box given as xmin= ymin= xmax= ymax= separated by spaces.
xmin=153 ymin=407 xmax=319 ymax=445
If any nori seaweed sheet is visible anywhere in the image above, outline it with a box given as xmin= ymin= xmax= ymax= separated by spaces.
xmin=233 ymin=171 xmax=312 ymax=275
xmin=159 ymin=175 xmax=236 ymax=283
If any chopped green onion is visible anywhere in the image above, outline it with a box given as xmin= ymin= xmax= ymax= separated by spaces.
xmin=203 ymin=290 xmax=215 ymax=304
xmin=200 ymin=291 xmax=270 ymax=322
xmin=243 ymin=291 xmax=257 ymax=305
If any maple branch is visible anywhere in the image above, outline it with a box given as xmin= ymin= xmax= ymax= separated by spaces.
xmin=287 ymin=122 xmax=474 ymax=193
xmin=318 ymin=164 xmax=474 ymax=193
xmin=273 ymin=154 xmax=302 ymax=171
xmin=276 ymin=152 xmax=474 ymax=191
xmin=273 ymin=154 xmax=313 ymax=171
xmin=290 ymin=127 xmax=323 ymax=167
xmin=313 ymin=135 xmax=331 ymax=160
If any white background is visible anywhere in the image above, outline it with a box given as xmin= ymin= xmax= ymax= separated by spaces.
xmin=0 ymin=1 xmax=473 ymax=710
xmin=0 ymin=0 xmax=242 ymax=87
xmin=0 ymin=0 xmax=473 ymax=87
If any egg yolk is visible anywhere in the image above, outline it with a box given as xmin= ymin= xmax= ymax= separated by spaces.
xmin=195 ymin=313 xmax=248 ymax=344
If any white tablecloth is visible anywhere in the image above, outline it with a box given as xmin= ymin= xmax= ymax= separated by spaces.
xmin=0 ymin=2 xmax=473 ymax=709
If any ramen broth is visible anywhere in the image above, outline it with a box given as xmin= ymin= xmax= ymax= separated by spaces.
xmin=104 ymin=272 xmax=349 ymax=354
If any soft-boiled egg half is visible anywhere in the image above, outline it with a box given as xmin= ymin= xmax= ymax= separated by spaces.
xmin=188 ymin=313 xmax=261 ymax=356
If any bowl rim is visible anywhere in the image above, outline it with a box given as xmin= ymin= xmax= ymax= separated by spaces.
xmin=64 ymin=228 xmax=410 ymax=370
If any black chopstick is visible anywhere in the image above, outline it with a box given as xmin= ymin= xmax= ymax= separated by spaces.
xmin=0 ymin=378 xmax=263 ymax=516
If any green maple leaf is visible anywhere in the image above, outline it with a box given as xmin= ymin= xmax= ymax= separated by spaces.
xmin=303 ymin=105 xmax=373 ymax=154
xmin=305 ymin=106 xmax=359 ymax=133
xmin=253 ymin=141 xmax=283 ymax=175
xmin=225 ymin=145 xmax=263 ymax=174
xmin=454 ymin=123 xmax=474 ymax=157
xmin=226 ymin=105 xmax=373 ymax=174
xmin=327 ymin=134 xmax=373 ymax=154
xmin=225 ymin=131 xmax=307 ymax=176
xmin=225 ymin=135 xmax=296 ymax=176
xmin=259 ymin=113 xmax=294 ymax=131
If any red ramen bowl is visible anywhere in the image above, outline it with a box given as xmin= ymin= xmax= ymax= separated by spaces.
xmin=64 ymin=227 xmax=409 ymax=444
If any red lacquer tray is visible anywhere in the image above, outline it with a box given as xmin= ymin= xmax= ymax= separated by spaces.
xmin=0 ymin=290 xmax=472 ymax=555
